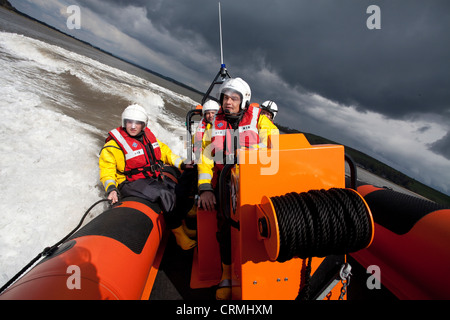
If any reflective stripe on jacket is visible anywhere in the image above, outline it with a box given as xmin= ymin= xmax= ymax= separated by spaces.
xmin=210 ymin=105 xmax=261 ymax=160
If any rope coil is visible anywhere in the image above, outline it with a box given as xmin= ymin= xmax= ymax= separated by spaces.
xmin=270 ymin=188 xmax=373 ymax=262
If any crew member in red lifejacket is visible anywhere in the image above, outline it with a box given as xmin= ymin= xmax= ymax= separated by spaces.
xmin=197 ymin=78 xmax=279 ymax=299
xmin=99 ymin=104 xmax=196 ymax=250
xmin=193 ymin=99 xmax=220 ymax=160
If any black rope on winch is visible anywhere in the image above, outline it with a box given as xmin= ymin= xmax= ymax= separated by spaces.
xmin=271 ymin=188 xmax=372 ymax=263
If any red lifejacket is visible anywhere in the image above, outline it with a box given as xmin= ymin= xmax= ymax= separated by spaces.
xmin=108 ymin=126 xmax=162 ymax=181
xmin=210 ymin=105 xmax=261 ymax=163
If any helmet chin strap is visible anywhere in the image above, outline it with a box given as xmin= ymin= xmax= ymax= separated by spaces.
xmin=224 ymin=108 xmax=244 ymax=123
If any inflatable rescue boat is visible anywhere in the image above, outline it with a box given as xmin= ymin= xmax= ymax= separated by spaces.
xmin=1 ymin=130 xmax=449 ymax=300
xmin=1 ymin=63 xmax=449 ymax=300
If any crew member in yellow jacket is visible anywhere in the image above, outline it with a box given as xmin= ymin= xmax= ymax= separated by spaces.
xmin=99 ymin=104 xmax=196 ymax=250
xmin=197 ymin=78 xmax=278 ymax=300
xmin=197 ymin=80 xmax=278 ymax=206
xmin=175 ymin=100 xmax=221 ymax=224
xmin=192 ymin=100 xmax=220 ymax=160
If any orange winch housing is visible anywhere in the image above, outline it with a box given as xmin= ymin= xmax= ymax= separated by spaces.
xmin=192 ymin=133 xmax=352 ymax=299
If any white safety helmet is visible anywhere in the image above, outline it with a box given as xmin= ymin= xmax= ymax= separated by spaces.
xmin=202 ymin=100 xmax=220 ymax=115
xmin=121 ymin=104 xmax=148 ymax=127
xmin=219 ymin=77 xmax=251 ymax=110
xmin=261 ymin=100 xmax=278 ymax=120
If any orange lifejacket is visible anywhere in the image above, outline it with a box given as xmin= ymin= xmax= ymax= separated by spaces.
xmin=108 ymin=126 xmax=162 ymax=181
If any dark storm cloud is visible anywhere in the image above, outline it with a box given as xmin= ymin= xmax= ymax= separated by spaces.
xmin=69 ymin=0 xmax=450 ymax=164
xmin=9 ymin=0 xmax=449 ymax=193
xmin=73 ymin=0 xmax=221 ymax=81
xmin=84 ymin=0 xmax=450 ymax=122
xmin=430 ymin=132 xmax=450 ymax=161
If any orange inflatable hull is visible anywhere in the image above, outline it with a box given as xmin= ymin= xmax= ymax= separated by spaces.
xmin=351 ymin=184 xmax=450 ymax=299
xmin=0 ymin=197 xmax=166 ymax=300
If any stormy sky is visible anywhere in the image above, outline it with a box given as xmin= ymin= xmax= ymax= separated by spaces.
xmin=8 ymin=0 xmax=450 ymax=195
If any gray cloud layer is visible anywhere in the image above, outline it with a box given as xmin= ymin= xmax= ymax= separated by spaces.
xmin=83 ymin=0 xmax=450 ymax=118
xmin=10 ymin=0 xmax=450 ymax=194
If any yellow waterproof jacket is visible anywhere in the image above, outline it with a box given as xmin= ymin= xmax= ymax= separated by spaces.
xmin=99 ymin=138 xmax=184 ymax=194
xmin=197 ymin=114 xmax=278 ymax=192
xmin=193 ymin=121 xmax=212 ymax=159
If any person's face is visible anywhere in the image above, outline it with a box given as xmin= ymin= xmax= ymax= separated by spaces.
xmin=125 ymin=119 xmax=145 ymax=136
xmin=222 ymin=92 xmax=241 ymax=114
xmin=260 ymin=110 xmax=273 ymax=122
xmin=204 ymin=110 xmax=216 ymax=123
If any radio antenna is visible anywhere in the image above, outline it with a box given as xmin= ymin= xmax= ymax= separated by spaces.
xmin=219 ymin=2 xmax=224 ymax=67
xmin=201 ymin=2 xmax=231 ymax=105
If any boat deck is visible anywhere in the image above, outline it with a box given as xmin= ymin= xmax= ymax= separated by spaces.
xmin=149 ymin=232 xmax=216 ymax=300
